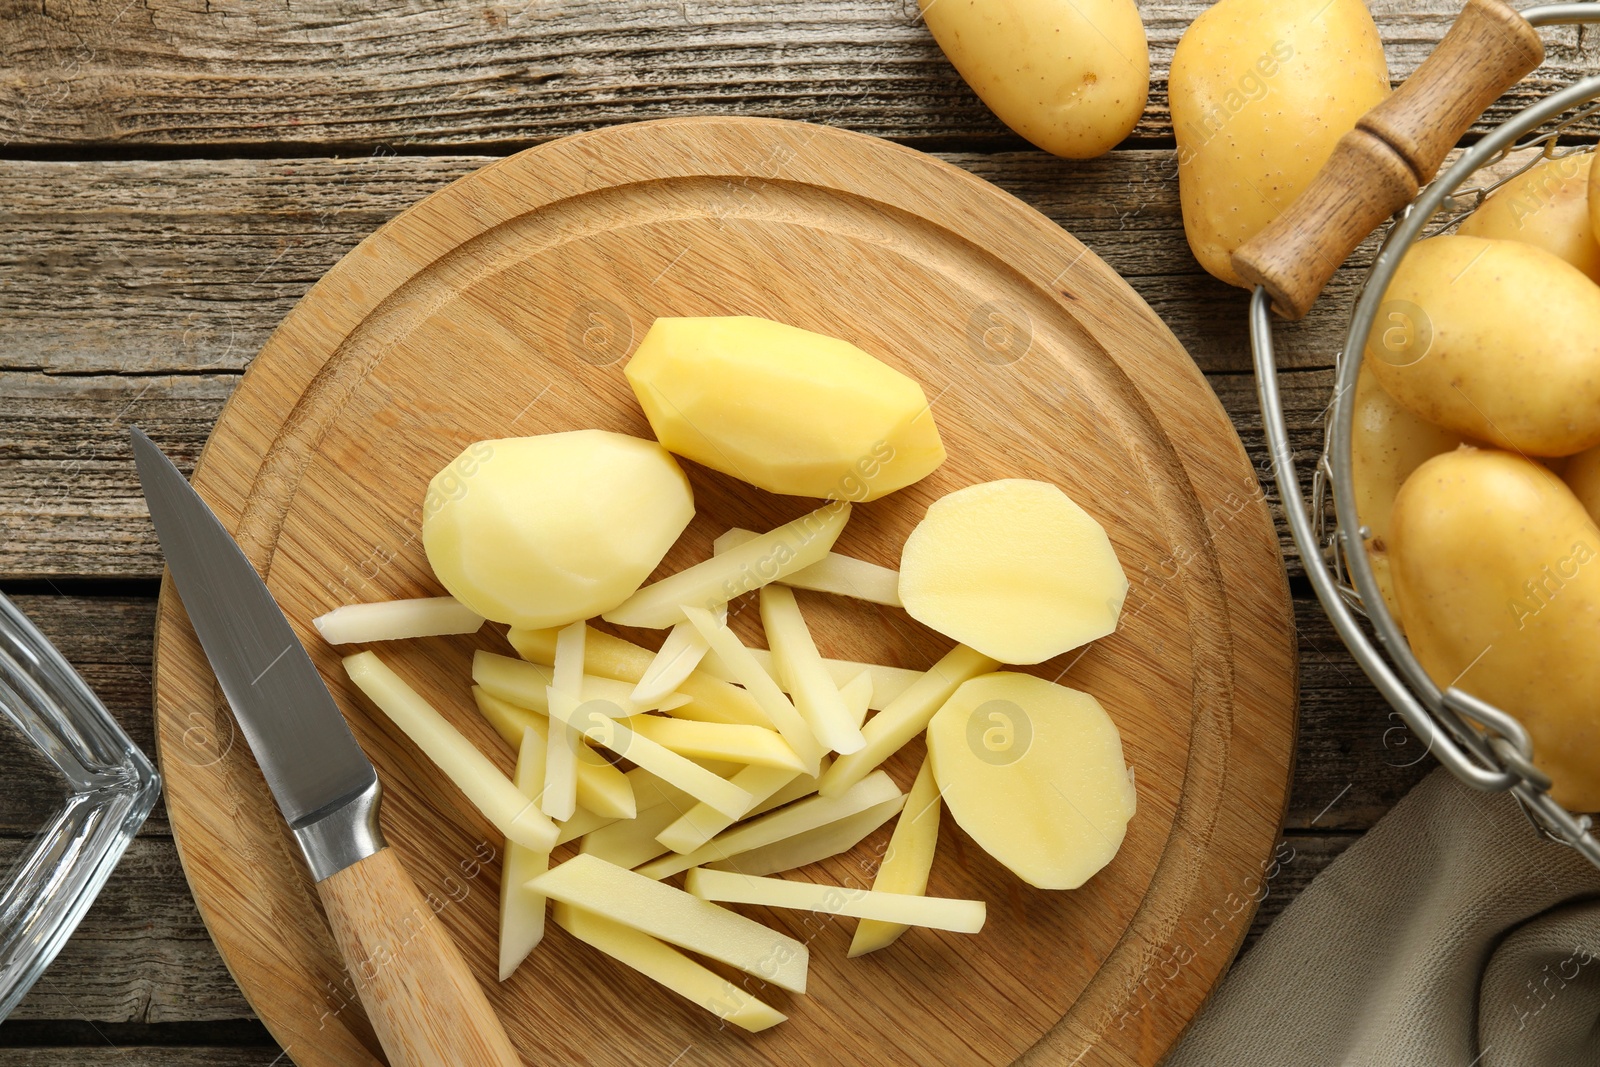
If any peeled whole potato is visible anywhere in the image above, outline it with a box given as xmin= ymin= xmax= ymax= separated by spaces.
xmin=1350 ymin=362 xmax=1466 ymax=627
xmin=920 ymin=0 xmax=1148 ymax=160
xmin=626 ymin=317 xmax=944 ymax=501
xmin=1390 ymin=447 xmax=1600 ymax=811
xmin=927 ymin=672 xmax=1135 ymax=889
xmin=898 ymin=479 xmax=1127 ymax=664
xmin=1459 ymin=152 xmax=1600 ymax=284
xmin=1366 ymin=235 xmax=1600 ymax=457
xmin=423 ymin=431 xmax=693 ymax=629
xmin=1170 ymin=0 xmax=1390 ymax=286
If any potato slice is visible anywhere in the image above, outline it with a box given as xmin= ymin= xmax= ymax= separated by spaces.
xmin=818 ymin=644 xmax=997 ymax=799
xmin=423 ymin=431 xmax=693 ymax=628
xmin=313 ymin=596 xmax=484 ymax=644
xmin=760 ymin=585 xmax=866 ymax=755
xmin=849 ymin=756 xmax=941 ymax=956
xmin=552 ymin=903 xmax=785 ymax=1032
xmin=342 ymin=652 xmax=557 ymax=852
xmin=626 ymin=316 xmax=945 ymax=500
xmin=630 ymin=619 xmax=713 ymax=705
xmin=531 ymin=854 xmax=809 ymax=993
xmin=709 ymin=793 xmax=905 ymax=877
xmin=472 ymin=651 xmax=683 ymax=718
xmin=683 ymin=606 xmax=824 ymax=774
xmin=626 ymin=715 xmax=805 ymax=773
xmin=927 ymin=672 xmax=1135 ymax=889
xmin=715 ymin=527 xmax=902 ymax=606
xmin=579 ymin=802 xmax=684 ymax=871
xmin=470 ymin=688 xmax=637 ymax=820
xmin=500 ymin=727 xmax=550 ymax=980
xmin=638 ymin=771 xmax=902 ymax=880
xmin=899 ymin=479 xmax=1128 ymax=664
xmin=508 ymin=625 xmax=768 ymax=726
xmin=685 ymin=868 xmax=985 ymax=934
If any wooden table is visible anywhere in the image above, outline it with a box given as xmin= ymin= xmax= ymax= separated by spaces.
xmin=6 ymin=1 xmax=1584 ymax=1062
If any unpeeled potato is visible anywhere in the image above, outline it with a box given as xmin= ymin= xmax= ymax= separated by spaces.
xmin=1390 ymin=447 xmax=1600 ymax=811
xmin=1349 ymin=362 xmax=1466 ymax=626
xmin=1459 ymin=152 xmax=1600 ymax=284
xmin=1566 ymin=446 xmax=1600 ymax=526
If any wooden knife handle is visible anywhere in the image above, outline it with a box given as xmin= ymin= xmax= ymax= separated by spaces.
xmin=317 ymin=847 xmax=522 ymax=1067
xmin=1231 ymin=0 xmax=1544 ymax=320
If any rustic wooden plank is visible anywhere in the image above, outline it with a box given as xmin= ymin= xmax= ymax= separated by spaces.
xmin=1 ymin=1 xmax=1594 ymax=150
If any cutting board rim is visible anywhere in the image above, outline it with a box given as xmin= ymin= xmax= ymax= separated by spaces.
xmin=150 ymin=115 xmax=1298 ymax=1067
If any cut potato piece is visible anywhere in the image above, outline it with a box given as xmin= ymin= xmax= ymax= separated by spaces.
xmin=530 ymin=854 xmax=809 ymax=993
xmin=631 ymin=620 xmax=713 ymax=706
xmin=686 ymin=868 xmax=985 ymax=934
xmin=927 ymin=672 xmax=1135 ymax=889
xmin=542 ymin=620 xmax=586 ymax=822
xmin=850 ymin=756 xmax=941 ymax=957
xmin=626 ymin=316 xmax=945 ymax=500
xmin=626 ymin=715 xmax=805 ymax=773
xmin=552 ymin=903 xmax=785 ymax=1033
xmin=840 ymin=671 xmax=873 ymax=730
xmin=760 ymin=585 xmax=866 ymax=755
xmin=342 ymin=652 xmax=557 ymax=852
xmin=899 ymin=479 xmax=1128 ymax=664
xmin=711 ymin=793 xmax=905 ymax=877
xmin=579 ymin=802 xmax=683 ymax=871
xmin=500 ymin=727 xmax=550 ymax=980
xmin=536 ymin=684 xmax=753 ymax=819
xmin=683 ymin=606 xmax=823 ymax=774
xmin=818 ymin=644 xmax=998 ymax=798
xmin=554 ymin=767 xmax=701 ymax=847
xmin=699 ymin=648 xmax=919 ymax=711
xmin=638 ymin=771 xmax=902 ymax=880
xmin=604 ymin=503 xmax=851 ymax=629
xmin=423 ymin=431 xmax=693 ymax=629
xmin=471 ymin=689 xmax=637 ymax=820
xmin=715 ymin=528 xmax=903 ymax=606
xmin=313 ymin=596 xmax=484 ymax=645
xmin=472 ymin=652 xmax=683 ymax=718
xmin=657 ymin=764 xmax=800 ymax=854
xmin=508 ymin=625 xmax=768 ymax=726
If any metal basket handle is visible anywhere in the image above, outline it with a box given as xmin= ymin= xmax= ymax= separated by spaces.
xmin=1234 ymin=0 xmax=1544 ymax=320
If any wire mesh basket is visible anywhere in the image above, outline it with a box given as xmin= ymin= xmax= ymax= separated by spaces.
xmin=1246 ymin=1 xmax=1600 ymax=868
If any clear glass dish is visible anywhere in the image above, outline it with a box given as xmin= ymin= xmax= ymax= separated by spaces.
xmin=0 ymin=591 xmax=160 ymax=1020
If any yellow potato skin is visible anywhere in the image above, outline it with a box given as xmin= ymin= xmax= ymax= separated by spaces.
xmin=1349 ymin=362 xmax=1465 ymax=626
xmin=921 ymin=0 xmax=1148 ymax=160
xmin=1391 ymin=447 xmax=1600 ymax=811
xmin=1367 ymin=235 xmax=1600 ymax=457
xmin=1563 ymin=445 xmax=1600 ymax=526
xmin=1459 ymin=153 xmax=1600 ymax=284
xmin=1170 ymin=0 xmax=1389 ymax=286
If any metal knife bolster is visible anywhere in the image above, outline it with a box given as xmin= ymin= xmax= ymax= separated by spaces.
xmin=292 ymin=776 xmax=386 ymax=882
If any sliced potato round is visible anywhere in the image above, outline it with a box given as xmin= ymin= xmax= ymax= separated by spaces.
xmin=898 ymin=479 xmax=1127 ymax=664
xmin=423 ymin=430 xmax=693 ymax=629
xmin=926 ymin=672 xmax=1135 ymax=889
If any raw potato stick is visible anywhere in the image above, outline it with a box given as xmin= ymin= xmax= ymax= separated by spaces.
xmin=471 ymin=688 xmax=637 ymax=820
xmin=699 ymin=648 xmax=920 ymax=711
xmin=637 ymin=771 xmax=902 ymax=880
xmin=627 ymin=715 xmax=805 ymax=773
xmin=849 ymin=755 xmax=942 ymax=956
xmin=685 ymin=868 xmax=985 ymax=934
xmin=631 ymin=618 xmax=714 ymax=705
xmin=542 ymin=621 xmax=586 ymax=822
xmin=714 ymin=527 xmax=903 ymax=606
xmin=472 ymin=651 xmax=685 ymax=717
xmin=712 ymin=794 xmax=906 ymax=877
xmin=656 ymin=764 xmax=801 ymax=855
xmin=313 ymin=596 xmax=485 ymax=644
xmin=683 ymin=606 xmax=824 ymax=775
xmin=840 ymin=670 xmax=873 ymax=730
xmin=342 ymin=652 xmax=557 ymax=852
xmin=603 ymin=502 xmax=851 ymax=628
xmin=508 ymin=625 xmax=769 ymax=726
xmin=500 ymin=727 xmax=550 ymax=980
xmin=818 ymin=644 xmax=999 ymax=798
xmin=579 ymin=801 xmax=684 ymax=871
xmin=760 ymin=584 xmax=866 ymax=754
xmin=530 ymin=854 xmax=809 ymax=993
xmin=552 ymin=903 xmax=785 ymax=1033
xmin=554 ymin=768 xmax=698 ymax=846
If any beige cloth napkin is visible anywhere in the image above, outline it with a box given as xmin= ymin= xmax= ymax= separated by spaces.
xmin=1166 ymin=769 xmax=1600 ymax=1066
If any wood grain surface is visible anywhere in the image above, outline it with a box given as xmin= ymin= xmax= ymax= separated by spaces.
xmin=146 ymin=116 xmax=1296 ymax=1066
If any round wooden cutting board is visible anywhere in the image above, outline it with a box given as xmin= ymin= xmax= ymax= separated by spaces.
xmin=151 ymin=117 xmax=1296 ymax=1067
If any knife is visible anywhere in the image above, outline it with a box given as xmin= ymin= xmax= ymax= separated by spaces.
xmin=132 ymin=429 xmax=521 ymax=1067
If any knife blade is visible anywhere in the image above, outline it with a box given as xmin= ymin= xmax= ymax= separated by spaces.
xmin=133 ymin=429 xmax=521 ymax=1067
